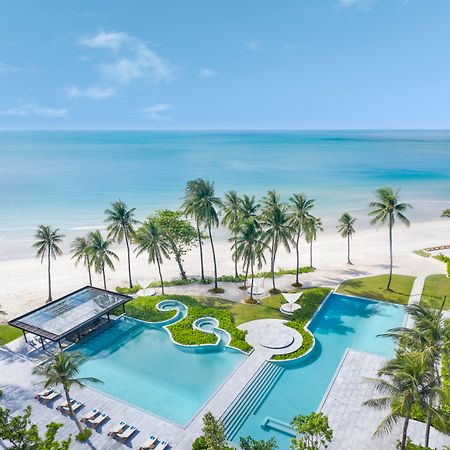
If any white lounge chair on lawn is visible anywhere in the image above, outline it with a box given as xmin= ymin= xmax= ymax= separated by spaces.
xmin=139 ymin=435 xmax=158 ymax=449
xmin=108 ymin=421 xmax=128 ymax=437
xmin=34 ymin=386 xmax=53 ymax=399
xmin=88 ymin=412 xmax=108 ymax=429
xmin=39 ymin=389 xmax=60 ymax=404
xmin=154 ymin=441 xmax=169 ymax=450
xmin=115 ymin=424 xmax=137 ymax=443
xmin=81 ymin=408 xmax=99 ymax=423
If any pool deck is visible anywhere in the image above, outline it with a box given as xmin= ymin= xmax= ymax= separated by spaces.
xmin=320 ymin=348 xmax=450 ymax=450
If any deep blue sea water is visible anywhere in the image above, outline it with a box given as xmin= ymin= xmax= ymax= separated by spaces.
xmin=0 ymin=130 xmax=449 ymax=258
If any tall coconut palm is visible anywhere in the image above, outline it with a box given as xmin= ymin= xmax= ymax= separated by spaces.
xmin=364 ymin=352 xmax=435 ymax=450
xmin=184 ymin=179 xmax=223 ymax=291
xmin=233 ymin=220 xmax=267 ymax=300
xmin=71 ymin=236 xmax=93 ymax=286
xmin=182 ymin=179 xmax=207 ymax=281
xmin=289 ymin=194 xmax=315 ymax=286
xmin=369 ymin=187 xmax=412 ymax=290
xmin=261 ymin=191 xmax=293 ymax=293
xmin=304 ymin=216 xmax=323 ymax=268
xmin=239 ymin=194 xmax=261 ymax=225
xmin=442 ymin=209 xmax=450 ymax=218
xmin=381 ymin=301 xmax=450 ymax=445
xmin=222 ymin=190 xmax=242 ymax=277
xmin=337 ymin=213 xmax=357 ymax=265
xmin=88 ymin=230 xmax=118 ymax=290
xmin=33 ymin=352 xmax=101 ymax=434
xmin=105 ymin=200 xmax=138 ymax=288
xmin=135 ymin=219 xmax=170 ymax=295
xmin=33 ymin=225 xmax=65 ymax=303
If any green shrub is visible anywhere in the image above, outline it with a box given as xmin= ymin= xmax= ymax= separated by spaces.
xmin=402 ymin=438 xmax=436 ymax=450
xmin=115 ymin=284 xmax=143 ymax=295
xmin=271 ymin=321 xmax=314 ymax=361
xmin=75 ymin=428 xmax=92 ymax=442
xmin=192 ymin=436 xmax=208 ymax=450
xmin=434 ymin=253 xmax=450 ymax=264
xmin=118 ymin=296 xmax=176 ymax=322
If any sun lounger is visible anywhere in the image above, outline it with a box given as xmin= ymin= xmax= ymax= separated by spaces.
xmin=34 ymin=386 xmax=53 ymax=399
xmin=60 ymin=400 xmax=83 ymax=414
xmin=56 ymin=397 xmax=75 ymax=410
xmin=80 ymin=408 xmax=99 ymax=423
xmin=115 ymin=425 xmax=137 ymax=443
xmin=154 ymin=441 xmax=169 ymax=450
xmin=88 ymin=412 xmax=108 ymax=429
xmin=139 ymin=435 xmax=158 ymax=449
xmin=108 ymin=420 xmax=128 ymax=437
xmin=38 ymin=389 xmax=60 ymax=403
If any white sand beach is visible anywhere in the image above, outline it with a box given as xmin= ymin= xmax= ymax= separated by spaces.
xmin=0 ymin=218 xmax=448 ymax=320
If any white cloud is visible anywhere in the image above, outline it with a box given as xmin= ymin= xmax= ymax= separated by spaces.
xmin=66 ymin=85 xmax=116 ymax=99
xmin=141 ymin=104 xmax=173 ymax=121
xmin=79 ymin=31 xmax=174 ymax=85
xmin=245 ymin=40 xmax=265 ymax=53
xmin=199 ymin=67 xmax=218 ymax=78
xmin=0 ymin=103 xmax=68 ymax=118
xmin=338 ymin=0 xmax=376 ymax=9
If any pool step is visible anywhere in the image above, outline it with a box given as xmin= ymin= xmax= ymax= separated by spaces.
xmin=222 ymin=361 xmax=284 ymax=441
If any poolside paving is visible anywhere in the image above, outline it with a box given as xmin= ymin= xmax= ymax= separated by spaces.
xmin=320 ymin=349 xmax=450 ymax=450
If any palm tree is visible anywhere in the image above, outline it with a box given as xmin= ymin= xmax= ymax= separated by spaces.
xmin=239 ymin=194 xmax=261 ymax=227
xmin=33 ymin=225 xmax=65 ymax=303
xmin=184 ymin=179 xmax=223 ymax=291
xmin=304 ymin=216 xmax=323 ymax=268
xmin=369 ymin=187 xmax=412 ymax=290
xmin=289 ymin=194 xmax=314 ymax=286
xmin=337 ymin=213 xmax=357 ymax=265
xmin=381 ymin=301 xmax=449 ymax=445
xmin=233 ymin=220 xmax=267 ymax=301
xmin=135 ymin=219 xmax=170 ymax=294
xmin=261 ymin=191 xmax=293 ymax=293
xmin=71 ymin=236 xmax=93 ymax=286
xmin=88 ymin=230 xmax=118 ymax=290
xmin=442 ymin=209 xmax=450 ymax=218
xmin=364 ymin=352 xmax=436 ymax=450
xmin=33 ymin=352 xmax=101 ymax=434
xmin=222 ymin=190 xmax=242 ymax=278
xmin=105 ymin=200 xmax=138 ymax=288
xmin=182 ymin=179 xmax=207 ymax=281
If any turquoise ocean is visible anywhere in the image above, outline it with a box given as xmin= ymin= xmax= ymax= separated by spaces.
xmin=0 ymin=130 xmax=449 ymax=259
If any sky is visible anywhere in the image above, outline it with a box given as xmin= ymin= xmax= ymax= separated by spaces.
xmin=1 ymin=0 xmax=450 ymax=129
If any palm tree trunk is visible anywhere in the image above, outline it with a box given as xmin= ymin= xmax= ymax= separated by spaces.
xmin=208 ymin=224 xmax=218 ymax=289
xmin=271 ymin=235 xmax=276 ymax=291
xmin=197 ymin=221 xmax=205 ymax=281
xmin=124 ymin=232 xmax=133 ymax=288
xmin=243 ymin=259 xmax=250 ymax=288
xmin=157 ymin=258 xmax=165 ymax=295
xmin=387 ymin=214 xmax=394 ymax=290
xmin=425 ymin=414 xmax=431 ymax=447
xmin=250 ymin=262 xmax=255 ymax=300
xmin=86 ymin=256 xmax=92 ymax=286
xmin=47 ymin=247 xmax=52 ymax=303
xmin=309 ymin=241 xmax=313 ymax=268
xmin=347 ymin=234 xmax=351 ymax=264
xmin=400 ymin=415 xmax=410 ymax=450
xmin=295 ymin=231 xmax=300 ymax=284
xmin=234 ymin=233 xmax=238 ymax=278
xmin=102 ymin=265 xmax=107 ymax=290
xmin=63 ymin=386 xmax=84 ymax=434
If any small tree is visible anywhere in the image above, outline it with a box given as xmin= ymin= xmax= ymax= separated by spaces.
xmin=442 ymin=209 xmax=450 ymax=218
xmin=153 ymin=209 xmax=197 ymax=280
xmin=290 ymin=412 xmax=333 ymax=450
xmin=201 ymin=412 xmax=232 ymax=450
xmin=240 ymin=435 xmax=278 ymax=450
xmin=0 ymin=405 xmax=71 ymax=449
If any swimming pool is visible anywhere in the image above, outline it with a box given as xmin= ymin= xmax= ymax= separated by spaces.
xmin=225 ymin=293 xmax=405 ymax=447
xmin=71 ymin=315 xmax=245 ymax=426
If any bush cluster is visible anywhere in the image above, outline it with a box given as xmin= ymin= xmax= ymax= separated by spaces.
xmin=119 ymin=296 xmax=176 ymax=322
xmin=115 ymin=284 xmax=143 ymax=295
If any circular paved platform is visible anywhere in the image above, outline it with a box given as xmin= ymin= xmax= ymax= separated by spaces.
xmin=238 ymin=319 xmax=303 ymax=356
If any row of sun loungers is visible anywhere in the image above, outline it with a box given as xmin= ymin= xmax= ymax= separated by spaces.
xmin=35 ymin=387 xmax=170 ymax=448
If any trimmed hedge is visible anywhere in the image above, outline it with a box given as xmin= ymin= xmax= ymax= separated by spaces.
xmin=271 ymin=288 xmax=331 ymax=361
xmin=123 ymin=294 xmax=252 ymax=353
xmin=116 ymin=284 xmax=143 ymax=295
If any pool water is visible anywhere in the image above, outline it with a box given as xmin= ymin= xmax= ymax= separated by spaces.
xmin=230 ymin=293 xmax=405 ymax=447
xmin=71 ymin=317 xmax=245 ymax=426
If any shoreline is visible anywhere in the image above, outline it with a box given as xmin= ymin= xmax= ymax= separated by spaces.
xmin=0 ymin=218 xmax=448 ymax=320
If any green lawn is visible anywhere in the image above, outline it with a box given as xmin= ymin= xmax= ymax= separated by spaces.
xmin=336 ymin=274 xmax=416 ymax=304
xmin=0 ymin=324 xmax=22 ymax=346
xmin=421 ymin=274 xmax=450 ymax=310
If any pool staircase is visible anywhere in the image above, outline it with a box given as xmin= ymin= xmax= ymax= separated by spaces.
xmin=221 ymin=361 xmax=284 ymax=441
